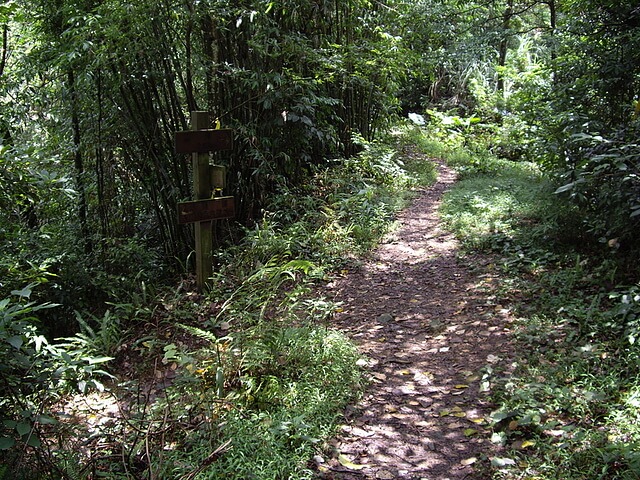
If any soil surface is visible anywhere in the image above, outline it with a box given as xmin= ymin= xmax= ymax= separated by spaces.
xmin=317 ymin=159 xmax=517 ymax=479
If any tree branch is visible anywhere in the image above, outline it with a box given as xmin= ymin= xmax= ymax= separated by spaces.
xmin=1 ymin=24 xmax=8 ymax=78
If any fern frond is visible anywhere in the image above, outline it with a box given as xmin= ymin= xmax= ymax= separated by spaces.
xmin=177 ymin=323 xmax=220 ymax=345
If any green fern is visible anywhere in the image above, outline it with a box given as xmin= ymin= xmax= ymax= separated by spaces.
xmin=176 ymin=323 xmax=220 ymax=345
xmin=56 ymin=451 xmax=87 ymax=480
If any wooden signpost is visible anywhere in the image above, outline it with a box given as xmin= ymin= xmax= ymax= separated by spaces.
xmin=175 ymin=111 xmax=234 ymax=291
xmin=177 ymin=196 xmax=235 ymax=225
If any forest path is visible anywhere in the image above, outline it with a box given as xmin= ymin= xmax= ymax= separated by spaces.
xmin=318 ymin=158 xmax=516 ymax=479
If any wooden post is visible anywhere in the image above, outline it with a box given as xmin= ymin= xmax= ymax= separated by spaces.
xmin=191 ymin=111 xmax=213 ymax=291
xmin=175 ymin=112 xmax=235 ymax=292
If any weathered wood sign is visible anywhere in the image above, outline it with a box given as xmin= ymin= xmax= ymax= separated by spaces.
xmin=175 ymin=129 xmax=233 ymax=154
xmin=177 ymin=196 xmax=235 ymax=224
xmin=176 ymin=112 xmax=235 ymax=291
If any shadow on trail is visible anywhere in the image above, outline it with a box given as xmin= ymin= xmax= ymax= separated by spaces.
xmin=319 ymin=162 xmax=516 ymax=480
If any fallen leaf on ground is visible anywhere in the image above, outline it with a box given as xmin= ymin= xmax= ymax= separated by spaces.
xmin=491 ymin=457 xmax=516 ymax=467
xmin=460 ymin=457 xmax=477 ymax=466
xmin=512 ymin=439 xmax=536 ymax=450
xmin=375 ymin=470 xmax=395 ymax=479
xmin=338 ymin=454 xmax=366 ymax=470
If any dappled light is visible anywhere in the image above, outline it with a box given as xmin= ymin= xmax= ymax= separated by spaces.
xmin=2 ymin=0 xmax=639 ymax=477
xmin=319 ymin=160 xmax=516 ymax=478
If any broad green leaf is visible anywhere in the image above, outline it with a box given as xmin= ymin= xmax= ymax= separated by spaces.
xmin=16 ymin=422 xmax=31 ymax=436
xmin=85 ymin=356 xmax=114 ymax=365
xmin=11 ymin=286 xmax=33 ymax=298
xmin=36 ymin=415 xmax=58 ymax=425
xmin=7 ymin=336 xmax=23 ymax=349
xmin=554 ymin=182 xmax=575 ymax=194
xmin=490 ymin=410 xmax=516 ymax=423
xmin=584 ymin=391 xmax=605 ymax=401
xmin=31 ymin=302 xmax=60 ymax=311
xmin=0 ymin=437 xmax=15 ymax=450
xmin=26 ymin=435 xmax=41 ymax=447
xmin=33 ymin=335 xmax=47 ymax=352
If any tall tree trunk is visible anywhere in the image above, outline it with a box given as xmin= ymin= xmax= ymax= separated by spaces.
xmin=68 ymin=70 xmax=92 ymax=254
xmin=94 ymin=68 xmax=110 ymax=238
xmin=184 ymin=10 xmax=197 ymax=111
xmin=547 ymin=0 xmax=558 ymax=83
xmin=201 ymin=12 xmax=217 ymax=112
xmin=497 ymin=0 xmax=514 ymax=95
xmin=0 ymin=24 xmax=7 ymax=78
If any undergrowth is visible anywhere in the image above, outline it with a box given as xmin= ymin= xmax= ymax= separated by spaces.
xmin=0 ymin=125 xmax=436 ymax=479
xmin=438 ymin=132 xmax=640 ymax=479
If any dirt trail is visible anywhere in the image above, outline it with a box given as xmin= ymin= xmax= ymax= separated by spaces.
xmin=319 ymin=159 xmax=516 ymax=479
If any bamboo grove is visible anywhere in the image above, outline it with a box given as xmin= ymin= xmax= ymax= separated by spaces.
xmin=2 ymin=0 xmax=404 ymax=264
xmin=2 ymin=0 xmax=640 ymax=317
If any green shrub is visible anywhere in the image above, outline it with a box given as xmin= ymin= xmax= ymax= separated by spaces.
xmin=0 ymin=285 xmax=113 ymax=474
xmin=149 ymin=323 xmax=361 ymax=479
xmin=439 ymin=130 xmax=640 ymax=480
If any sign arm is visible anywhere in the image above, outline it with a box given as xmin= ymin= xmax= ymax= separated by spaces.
xmin=175 ymin=111 xmax=235 ymax=292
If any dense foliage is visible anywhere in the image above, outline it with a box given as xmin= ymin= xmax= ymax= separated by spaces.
xmin=2 ymin=0 xmax=640 ymax=477
xmin=439 ymin=143 xmax=640 ymax=479
xmin=1 ymin=124 xmax=433 ymax=477
xmin=1 ymin=0 xmax=404 ymax=307
xmin=3 ymin=0 xmax=636 ymax=327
